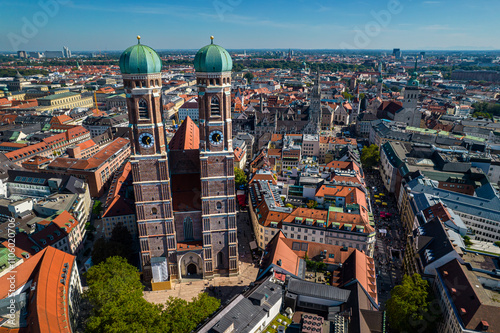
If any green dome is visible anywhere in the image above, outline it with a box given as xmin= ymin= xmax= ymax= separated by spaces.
xmin=119 ymin=37 xmax=162 ymax=74
xmin=194 ymin=37 xmax=232 ymax=72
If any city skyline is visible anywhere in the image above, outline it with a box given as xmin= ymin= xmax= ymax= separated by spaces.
xmin=1 ymin=0 xmax=500 ymax=52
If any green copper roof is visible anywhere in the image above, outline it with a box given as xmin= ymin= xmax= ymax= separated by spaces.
xmin=119 ymin=37 xmax=162 ymax=74
xmin=194 ymin=37 xmax=232 ymax=72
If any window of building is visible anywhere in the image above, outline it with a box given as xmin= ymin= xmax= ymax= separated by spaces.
xmin=183 ymin=217 xmax=194 ymax=241
xmin=211 ymin=96 xmax=220 ymax=116
xmin=138 ymin=99 xmax=149 ymax=119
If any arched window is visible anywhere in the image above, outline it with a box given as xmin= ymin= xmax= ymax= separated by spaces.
xmin=217 ymin=252 xmax=224 ymax=269
xmin=183 ymin=217 xmax=194 ymax=241
xmin=150 ymin=80 xmax=153 ymax=87
xmin=138 ymin=99 xmax=149 ymax=119
xmin=211 ymin=96 xmax=220 ymax=116
xmin=151 ymin=207 xmax=157 ymax=214
xmin=216 ymin=201 xmax=222 ymax=210
xmin=155 ymin=79 xmax=159 ymax=86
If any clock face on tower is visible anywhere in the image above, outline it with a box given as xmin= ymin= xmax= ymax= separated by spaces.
xmin=139 ymin=132 xmax=154 ymax=149
xmin=209 ymin=130 xmax=223 ymax=145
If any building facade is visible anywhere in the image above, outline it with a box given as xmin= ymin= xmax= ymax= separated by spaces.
xmin=120 ymin=36 xmax=238 ymax=285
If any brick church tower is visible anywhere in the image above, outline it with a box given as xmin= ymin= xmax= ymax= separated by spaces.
xmin=120 ymin=36 xmax=174 ymax=283
xmin=194 ymin=36 xmax=239 ymax=277
xmin=120 ymin=36 xmax=238 ymax=284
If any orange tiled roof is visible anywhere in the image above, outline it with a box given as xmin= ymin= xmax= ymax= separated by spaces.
xmin=0 ymin=246 xmax=77 ymax=333
xmin=76 ymin=138 xmax=96 ymax=151
xmin=270 ymin=134 xmax=283 ymax=142
xmin=22 ymin=155 xmax=51 ymax=165
xmin=168 ymin=116 xmax=200 ymax=150
xmin=234 ymin=147 xmax=245 ymax=162
xmin=38 ymin=210 xmax=79 ymax=233
xmin=5 ymin=142 xmax=50 ymax=162
xmin=249 ymin=173 xmax=277 ymax=185
xmin=0 ymin=142 xmax=27 ymax=148
xmin=267 ymin=149 xmax=282 ymax=157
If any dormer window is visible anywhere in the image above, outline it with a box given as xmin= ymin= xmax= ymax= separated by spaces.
xmin=211 ymin=96 xmax=220 ymax=116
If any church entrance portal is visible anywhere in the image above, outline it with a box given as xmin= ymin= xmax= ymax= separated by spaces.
xmin=187 ymin=263 xmax=197 ymax=275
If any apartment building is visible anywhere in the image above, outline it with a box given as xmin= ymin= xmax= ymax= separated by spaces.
xmin=434 ymin=257 xmax=500 ymax=333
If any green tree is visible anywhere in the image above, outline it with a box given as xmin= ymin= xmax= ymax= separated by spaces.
xmin=285 ymin=203 xmax=294 ymax=209
xmin=85 ymin=257 xmax=220 ymax=333
xmin=84 ymin=256 xmax=164 ymax=332
xmin=463 ymin=235 xmax=473 ymax=247
xmin=360 ymin=144 xmax=380 ymax=169
xmin=494 ymin=241 xmax=500 ymax=247
xmin=243 ymin=72 xmax=254 ymax=83
xmin=342 ymin=91 xmax=353 ymax=100
xmin=92 ymin=200 xmax=102 ymax=216
xmin=162 ymin=293 xmax=221 ymax=332
xmin=234 ymin=167 xmax=248 ymax=187
xmin=306 ymin=200 xmax=318 ymax=209
xmin=386 ymin=274 xmax=441 ymax=333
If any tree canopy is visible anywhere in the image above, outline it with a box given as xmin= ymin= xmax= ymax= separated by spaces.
xmin=243 ymin=72 xmax=254 ymax=83
xmin=234 ymin=167 xmax=248 ymax=187
xmin=84 ymin=257 xmax=220 ymax=333
xmin=472 ymin=102 xmax=500 ymax=117
xmin=360 ymin=144 xmax=380 ymax=169
xmin=386 ymin=273 xmax=441 ymax=333
xmin=306 ymin=200 xmax=318 ymax=209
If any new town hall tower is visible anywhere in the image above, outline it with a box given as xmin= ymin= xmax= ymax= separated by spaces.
xmin=120 ymin=36 xmax=238 ymax=286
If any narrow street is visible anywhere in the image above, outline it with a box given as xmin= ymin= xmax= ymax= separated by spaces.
xmin=363 ymin=168 xmax=406 ymax=308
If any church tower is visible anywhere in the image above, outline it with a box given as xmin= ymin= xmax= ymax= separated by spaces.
xmin=377 ymin=62 xmax=383 ymax=98
xmin=120 ymin=37 xmax=174 ymax=283
xmin=194 ymin=37 xmax=238 ymax=277
xmin=403 ymin=60 xmax=421 ymax=128
xmin=304 ymin=71 xmax=322 ymax=134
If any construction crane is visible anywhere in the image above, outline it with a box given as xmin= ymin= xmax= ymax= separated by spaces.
xmin=93 ymin=89 xmax=99 ymax=113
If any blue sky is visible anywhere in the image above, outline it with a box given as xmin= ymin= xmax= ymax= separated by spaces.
xmin=0 ymin=0 xmax=498 ymax=52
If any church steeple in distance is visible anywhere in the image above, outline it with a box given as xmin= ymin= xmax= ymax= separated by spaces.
xmin=304 ymin=68 xmax=322 ymax=135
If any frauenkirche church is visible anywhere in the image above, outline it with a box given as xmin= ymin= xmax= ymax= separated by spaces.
xmin=119 ymin=36 xmax=238 ymax=287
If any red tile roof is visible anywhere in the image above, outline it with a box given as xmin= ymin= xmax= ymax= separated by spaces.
xmin=168 ymin=116 xmax=200 ymax=150
xmin=50 ymin=114 xmax=72 ymax=124
xmin=76 ymin=138 xmax=96 ymax=151
xmin=0 ymin=246 xmax=77 ymax=333
xmin=234 ymin=147 xmax=245 ymax=162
